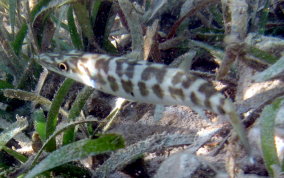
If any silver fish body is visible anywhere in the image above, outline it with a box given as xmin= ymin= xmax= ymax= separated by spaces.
xmin=38 ymin=51 xmax=234 ymax=115
xmin=37 ymin=51 xmax=250 ymax=153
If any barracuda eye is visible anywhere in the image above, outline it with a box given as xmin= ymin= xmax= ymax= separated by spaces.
xmin=58 ymin=62 xmax=68 ymax=71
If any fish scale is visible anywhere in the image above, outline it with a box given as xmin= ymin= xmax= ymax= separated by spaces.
xmin=37 ymin=51 xmax=250 ymax=153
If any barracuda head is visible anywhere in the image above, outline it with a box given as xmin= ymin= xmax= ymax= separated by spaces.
xmin=37 ymin=51 xmax=96 ymax=87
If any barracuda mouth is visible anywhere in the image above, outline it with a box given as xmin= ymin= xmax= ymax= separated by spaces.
xmin=36 ymin=53 xmax=96 ymax=87
xmin=37 ymin=54 xmax=54 ymax=67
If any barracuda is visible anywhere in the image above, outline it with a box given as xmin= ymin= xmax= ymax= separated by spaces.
xmin=37 ymin=50 xmax=250 ymax=153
